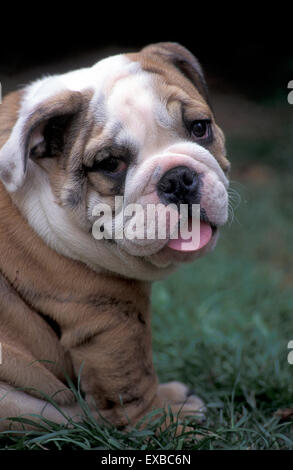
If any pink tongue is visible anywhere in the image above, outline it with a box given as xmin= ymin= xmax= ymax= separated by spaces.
xmin=167 ymin=221 xmax=212 ymax=252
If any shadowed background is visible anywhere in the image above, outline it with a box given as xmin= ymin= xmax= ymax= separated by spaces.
xmin=1 ymin=17 xmax=293 ymax=449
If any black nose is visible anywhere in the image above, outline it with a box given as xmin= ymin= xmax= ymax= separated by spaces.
xmin=157 ymin=166 xmax=201 ymax=209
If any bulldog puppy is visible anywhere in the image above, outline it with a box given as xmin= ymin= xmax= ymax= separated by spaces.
xmin=0 ymin=43 xmax=230 ymax=432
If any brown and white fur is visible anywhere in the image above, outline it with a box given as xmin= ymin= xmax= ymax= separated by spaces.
xmin=0 ymin=43 xmax=230 ymax=432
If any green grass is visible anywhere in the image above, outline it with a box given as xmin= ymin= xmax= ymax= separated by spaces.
xmin=1 ymin=97 xmax=293 ymax=450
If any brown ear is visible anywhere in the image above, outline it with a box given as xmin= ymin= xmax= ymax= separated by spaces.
xmin=0 ymin=89 xmax=84 ymax=192
xmin=141 ymin=42 xmax=211 ymax=107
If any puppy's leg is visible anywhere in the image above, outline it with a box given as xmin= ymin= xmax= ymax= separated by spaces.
xmin=61 ymin=305 xmax=205 ymax=433
xmin=0 ymin=382 xmax=82 ymax=431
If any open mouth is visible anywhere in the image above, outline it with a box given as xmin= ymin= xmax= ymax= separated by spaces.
xmin=100 ymin=205 xmax=217 ymax=259
xmin=166 ymin=216 xmax=217 ymax=253
xmin=145 ymin=216 xmax=218 ymax=270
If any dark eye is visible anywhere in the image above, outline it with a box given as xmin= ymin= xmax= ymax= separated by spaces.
xmin=88 ymin=156 xmax=127 ymax=175
xmin=191 ymin=120 xmax=211 ymax=140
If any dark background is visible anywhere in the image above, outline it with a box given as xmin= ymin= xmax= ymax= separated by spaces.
xmin=0 ymin=13 xmax=292 ymax=101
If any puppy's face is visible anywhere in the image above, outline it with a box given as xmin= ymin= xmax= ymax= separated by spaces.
xmin=0 ymin=43 xmax=230 ymax=281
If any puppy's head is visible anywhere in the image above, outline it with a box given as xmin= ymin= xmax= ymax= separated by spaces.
xmin=0 ymin=43 xmax=230 ymax=281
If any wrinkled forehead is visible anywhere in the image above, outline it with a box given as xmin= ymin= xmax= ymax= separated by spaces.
xmin=23 ymin=54 xmax=153 ymax=113
xmin=23 ymin=53 xmax=211 ymax=158
xmin=85 ymin=54 xmax=209 ymax=153
xmin=92 ymin=60 xmax=160 ymax=144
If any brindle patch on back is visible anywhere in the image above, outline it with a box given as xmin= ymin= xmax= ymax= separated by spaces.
xmin=0 ymin=91 xmax=23 ymax=148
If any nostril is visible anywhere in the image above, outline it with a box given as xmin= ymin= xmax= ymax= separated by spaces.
xmin=182 ymin=170 xmax=194 ymax=187
xmin=158 ymin=178 xmax=176 ymax=194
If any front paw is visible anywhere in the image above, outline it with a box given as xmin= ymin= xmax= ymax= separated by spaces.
xmin=158 ymin=381 xmax=206 ymax=423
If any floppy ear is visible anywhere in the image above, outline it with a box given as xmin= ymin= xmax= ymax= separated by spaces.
xmin=141 ymin=42 xmax=211 ymax=107
xmin=0 ymin=89 xmax=84 ymax=192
